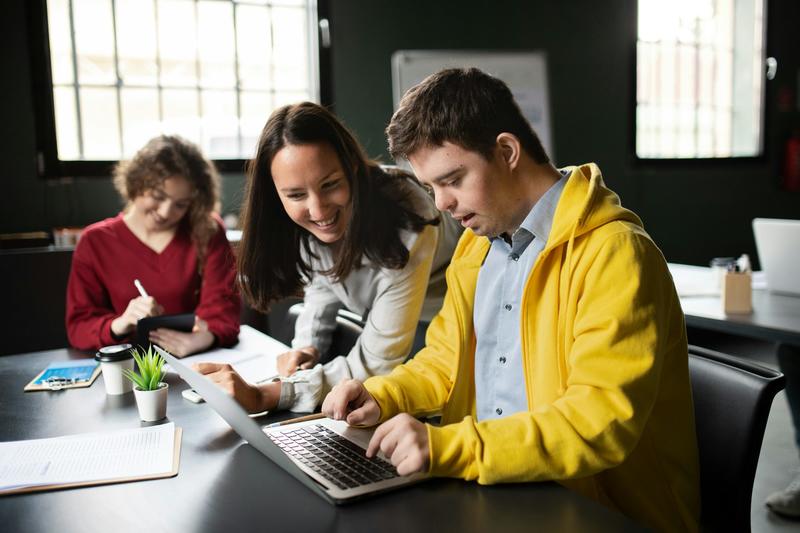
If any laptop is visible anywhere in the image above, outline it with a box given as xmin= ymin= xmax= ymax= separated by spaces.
xmin=752 ymin=218 xmax=800 ymax=296
xmin=154 ymin=346 xmax=426 ymax=503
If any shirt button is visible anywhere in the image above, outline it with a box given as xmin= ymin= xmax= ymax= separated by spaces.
xmin=509 ymin=253 xmax=519 ymax=261
xmin=499 ymin=356 xmax=507 ymax=364
xmin=504 ymin=304 xmax=512 ymax=311
xmin=495 ymin=408 xmax=503 ymax=416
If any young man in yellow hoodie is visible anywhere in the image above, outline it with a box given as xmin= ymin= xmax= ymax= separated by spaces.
xmin=322 ymin=68 xmax=700 ymax=531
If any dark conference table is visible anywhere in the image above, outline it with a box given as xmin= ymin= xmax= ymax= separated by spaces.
xmin=0 ymin=348 xmax=643 ymax=533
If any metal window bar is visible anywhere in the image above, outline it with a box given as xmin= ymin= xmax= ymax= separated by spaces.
xmin=54 ymin=82 xmax=277 ymax=91
xmin=673 ymin=37 xmax=679 ymax=156
xmin=194 ymin=0 xmax=203 ymax=148
xmin=269 ymin=2 xmax=276 ymax=109
xmin=232 ymin=1 xmax=243 ymax=157
xmin=110 ymin=0 xmax=124 ymax=157
xmin=154 ymin=0 xmax=165 ymax=141
xmin=693 ymin=27 xmax=700 ymax=157
xmin=67 ymin=0 xmax=84 ymax=159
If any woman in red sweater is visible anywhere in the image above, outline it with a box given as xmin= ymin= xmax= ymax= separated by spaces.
xmin=66 ymin=135 xmax=240 ymax=356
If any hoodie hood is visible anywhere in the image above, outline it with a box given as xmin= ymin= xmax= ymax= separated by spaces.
xmin=545 ymin=163 xmax=643 ymax=252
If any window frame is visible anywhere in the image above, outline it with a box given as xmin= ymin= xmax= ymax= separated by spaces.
xmin=628 ymin=0 xmax=772 ymax=168
xmin=26 ymin=0 xmax=332 ymax=179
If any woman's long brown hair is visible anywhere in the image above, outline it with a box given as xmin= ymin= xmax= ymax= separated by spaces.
xmin=238 ymin=102 xmax=437 ymax=312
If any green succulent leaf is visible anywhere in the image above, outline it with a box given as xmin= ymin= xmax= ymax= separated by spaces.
xmin=123 ymin=344 xmax=165 ymax=391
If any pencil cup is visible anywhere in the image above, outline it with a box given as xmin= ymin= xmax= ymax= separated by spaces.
xmin=133 ymin=383 xmax=169 ymax=422
xmin=722 ymin=272 xmax=752 ymax=314
xmin=95 ymin=344 xmax=134 ymax=395
xmin=710 ymin=257 xmax=736 ymax=289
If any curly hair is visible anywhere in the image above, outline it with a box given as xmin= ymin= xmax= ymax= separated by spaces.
xmin=112 ymin=135 xmax=221 ymax=273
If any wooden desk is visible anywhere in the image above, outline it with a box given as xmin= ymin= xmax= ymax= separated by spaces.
xmin=670 ymin=264 xmax=800 ymax=346
xmin=0 ymin=348 xmax=643 ymax=533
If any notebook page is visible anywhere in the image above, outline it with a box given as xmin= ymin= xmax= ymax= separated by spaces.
xmin=0 ymin=423 xmax=175 ymax=492
xmin=166 ymin=325 xmax=287 ymax=383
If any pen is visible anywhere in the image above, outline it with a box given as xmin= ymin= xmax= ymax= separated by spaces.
xmin=266 ymin=412 xmax=326 ymax=428
xmin=134 ymin=279 xmax=149 ymax=298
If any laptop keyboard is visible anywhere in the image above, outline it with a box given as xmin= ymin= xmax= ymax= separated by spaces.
xmin=268 ymin=424 xmax=399 ymax=490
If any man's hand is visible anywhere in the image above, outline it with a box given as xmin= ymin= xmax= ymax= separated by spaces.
xmin=111 ymin=296 xmax=164 ymax=336
xmin=150 ymin=328 xmax=214 ymax=357
xmin=276 ymin=346 xmax=320 ymax=376
xmin=366 ymin=414 xmax=430 ymax=476
xmin=321 ymin=379 xmax=381 ymax=426
xmin=192 ymin=362 xmax=279 ymax=413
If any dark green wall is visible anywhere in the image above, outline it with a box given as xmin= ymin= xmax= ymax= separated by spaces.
xmin=2 ymin=0 xmax=798 ymax=266
xmin=326 ymin=0 xmax=800 ymax=267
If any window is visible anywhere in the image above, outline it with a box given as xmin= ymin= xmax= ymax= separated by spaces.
xmin=28 ymin=0 xmax=328 ymax=177
xmin=635 ymin=0 xmax=767 ymax=159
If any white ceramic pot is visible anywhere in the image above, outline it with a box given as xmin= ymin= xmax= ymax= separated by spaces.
xmin=133 ymin=383 xmax=169 ymax=421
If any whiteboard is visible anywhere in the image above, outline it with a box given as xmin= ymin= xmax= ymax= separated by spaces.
xmin=391 ymin=50 xmax=553 ymax=160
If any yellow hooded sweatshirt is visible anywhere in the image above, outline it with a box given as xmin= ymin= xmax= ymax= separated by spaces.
xmin=364 ymin=164 xmax=700 ymax=531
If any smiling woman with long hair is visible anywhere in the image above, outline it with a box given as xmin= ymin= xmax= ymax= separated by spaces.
xmin=196 ymin=102 xmax=461 ymax=413
xmin=66 ymin=135 xmax=240 ymax=356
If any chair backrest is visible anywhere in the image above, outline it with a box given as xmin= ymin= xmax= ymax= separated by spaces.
xmin=0 ymin=247 xmax=73 ymax=355
xmin=688 ymin=345 xmax=785 ymax=532
xmin=286 ymin=303 xmax=364 ymax=364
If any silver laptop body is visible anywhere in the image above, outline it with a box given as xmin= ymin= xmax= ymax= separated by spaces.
xmin=155 ymin=346 xmax=426 ymax=503
xmin=752 ymin=218 xmax=800 ymax=296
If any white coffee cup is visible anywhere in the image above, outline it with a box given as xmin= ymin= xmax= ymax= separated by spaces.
xmin=95 ymin=344 xmax=134 ymax=395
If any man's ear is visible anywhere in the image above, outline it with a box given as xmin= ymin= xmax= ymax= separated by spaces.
xmin=496 ymin=133 xmax=521 ymax=170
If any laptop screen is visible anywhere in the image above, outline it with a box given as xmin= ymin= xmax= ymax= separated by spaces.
xmin=752 ymin=218 xmax=800 ymax=295
xmin=153 ymin=346 xmax=331 ymax=501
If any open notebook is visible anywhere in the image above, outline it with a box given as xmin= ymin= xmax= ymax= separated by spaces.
xmin=165 ymin=325 xmax=285 ymax=385
xmin=0 ymin=423 xmax=181 ymax=495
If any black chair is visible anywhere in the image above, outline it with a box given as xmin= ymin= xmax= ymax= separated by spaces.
xmin=0 ymin=247 xmax=73 ymax=355
xmin=688 ymin=345 xmax=785 ymax=532
xmin=285 ymin=303 xmax=364 ymax=363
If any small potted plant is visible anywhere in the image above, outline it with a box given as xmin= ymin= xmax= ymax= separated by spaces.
xmin=123 ymin=345 xmax=168 ymax=422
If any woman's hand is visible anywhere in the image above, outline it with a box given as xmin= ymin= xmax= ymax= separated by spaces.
xmin=193 ymin=362 xmax=280 ymax=413
xmin=150 ymin=328 xmax=214 ymax=357
xmin=276 ymin=346 xmax=320 ymax=376
xmin=111 ymin=296 xmax=164 ymax=336
xmin=149 ymin=316 xmax=214 ymax=357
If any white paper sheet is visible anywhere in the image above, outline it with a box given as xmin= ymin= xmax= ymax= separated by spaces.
xmin=668 ymin=263 xmax=766 ymax=297
xmin=669 ymin=264 xmax=721 ymax=297
xmin=0 ymin=423 xmax=175 ymax=492
xmin=165 ymin=325 xmax=288 ymax=384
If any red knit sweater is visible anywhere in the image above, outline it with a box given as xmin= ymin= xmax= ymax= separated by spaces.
xmin=66 ymin=213 xmax=240 ymax=350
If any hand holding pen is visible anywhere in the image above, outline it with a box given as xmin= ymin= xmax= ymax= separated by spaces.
xmin=110 ymin=279 xmax=164 ymax=337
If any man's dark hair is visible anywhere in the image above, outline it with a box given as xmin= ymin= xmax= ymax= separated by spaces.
xmin=386 ymin=68 xmax=549 ymax=164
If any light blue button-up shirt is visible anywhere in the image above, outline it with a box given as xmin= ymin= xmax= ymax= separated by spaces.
xmin=474 ymin=172 xmax=568 ymax=421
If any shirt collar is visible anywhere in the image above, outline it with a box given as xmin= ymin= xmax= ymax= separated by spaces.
xmin=517 ymin=170 xmax=568 ymax=242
